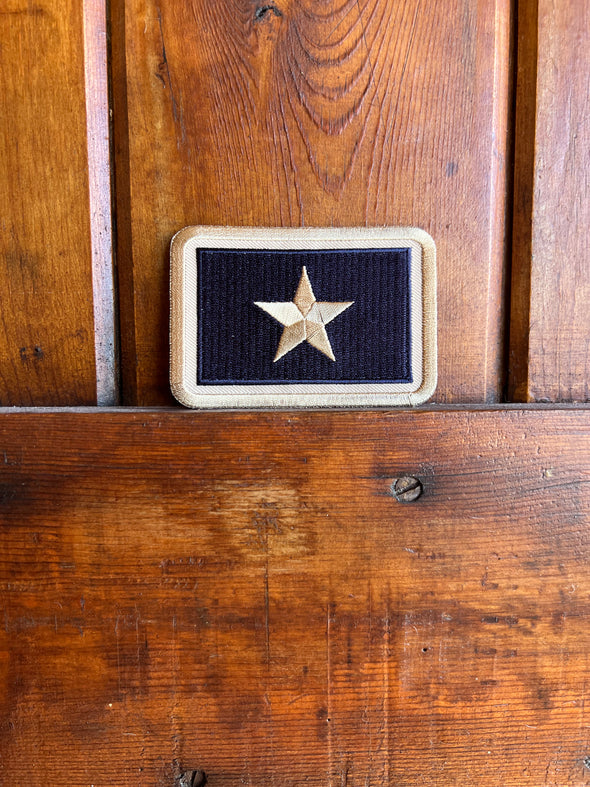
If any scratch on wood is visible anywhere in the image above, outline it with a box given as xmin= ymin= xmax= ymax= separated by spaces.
xmin=264 ymin=559 xmax=271 ymax=665
xmin=365 ymin=580 xmax=374 ymax=776
xmin=382 ymin=598 xmax=391 ymax=783
xmin=326 ymin=602 xmax=333 ymax=786
xmin=381 ymin=0 xmax=422 ymax=210
xmin=321 ymin=2 xmax=357 ymax=46
xmin=135 ymin=610 xmax=141 ymax=669
xmin=355 ymin=0 xmax=374 ymax=80
xmin=0 ymin=6 xmax=46 ymax=15
xmin=115 ymin=614 xmax=122 ymax=695
xmin=155 ymin=6 xmax=185 ymax=142
xmin=170 ymin=614 xmax=181 ymax=761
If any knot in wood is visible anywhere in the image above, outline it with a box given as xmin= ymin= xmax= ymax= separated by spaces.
xmin=391 ymin=476 xmax=423 ymax=503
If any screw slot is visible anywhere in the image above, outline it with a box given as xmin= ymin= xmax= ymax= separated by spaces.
xmin=178 ymin=771 xmax=207 ymax=787
xmin=391 ymin=476 xmax=423 ymax=503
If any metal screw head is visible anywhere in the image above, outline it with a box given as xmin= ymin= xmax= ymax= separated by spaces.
xmin=391 ymin=476 xmax=423 ymax=502
xmin=178 ymin=771 xmax=207 ymax=787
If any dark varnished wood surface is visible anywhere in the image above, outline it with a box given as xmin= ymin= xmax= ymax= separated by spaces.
xmin=112 ymin=0 xmax=512 ymax=405
xmin=0 ymin=1 xmax=115 ymax=406
xmin=510 ymin=0 xmax=590 ymax=403
xmin=1 ymin=408 xmax=590 ymax=785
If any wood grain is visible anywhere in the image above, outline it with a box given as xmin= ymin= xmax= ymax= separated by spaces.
xmin=1 ymin=407 xmax=590 ymax=785
xmin=509 ymin=0 xmax=590 ymax=402
xmin=0 ymin=0 xmax=116 ymax=406
xmin=112 ymin=0 xmax=512 ymax=405
xmin=84 ymin=0 xmax=119 ymax=405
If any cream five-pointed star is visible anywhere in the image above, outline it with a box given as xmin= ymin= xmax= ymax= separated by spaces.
xmin=254 ymin=266 xmax=354 ymax=362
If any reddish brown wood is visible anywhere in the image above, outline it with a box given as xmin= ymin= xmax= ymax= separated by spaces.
xmin=1 ymin=407 xmax=590 ymax=785
xmin=0 ymin=0 xmax=116 ymax=406
xmin=112 ymin=0 xmax=512 ymax=405
xmin=509 ymin=0 xmax=590 ymax=402
xmin=508 ymin=0 xmax=537 ymax=403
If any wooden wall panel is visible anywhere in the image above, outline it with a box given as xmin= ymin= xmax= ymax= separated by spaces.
xmin=510 ymin=0 xmax=590 ymax=402
xmin=0 ymin=0 xmax=116 ymax=406
xmin=1 ymin=408 xmax=590 ymax=785
xmin=112 ymin=0 xmax=512 ymax=405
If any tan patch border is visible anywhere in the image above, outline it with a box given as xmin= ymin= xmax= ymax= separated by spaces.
xmin=170 ymin=226 xmax=436 ymax=409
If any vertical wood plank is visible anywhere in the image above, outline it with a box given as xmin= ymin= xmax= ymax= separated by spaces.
xmin=0 ymin=0 xmax=116 ymax=405
xmin=112 ymin=0 xmax=512 ymax=405
xmin=510 ymin=0 xmax=590 ymax=402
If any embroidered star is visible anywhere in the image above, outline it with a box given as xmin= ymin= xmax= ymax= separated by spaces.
xmin=255 ymin=266 xmax=354 ymax=362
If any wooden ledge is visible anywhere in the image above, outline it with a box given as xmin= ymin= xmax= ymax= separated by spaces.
xmin=1 ymin=407 xmax=590 ymax=784
xmin=0 ymin=402 xmax=589 ymax=415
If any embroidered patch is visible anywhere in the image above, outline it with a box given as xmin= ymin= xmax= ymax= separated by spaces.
xmin=254 ymin=265 xmax=354 ymax=364
xmin=171 ymin=227 xmax=436 ymax=408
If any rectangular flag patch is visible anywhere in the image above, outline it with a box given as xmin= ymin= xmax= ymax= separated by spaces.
xmin=170 ymin=227 xmax=436 ymax=408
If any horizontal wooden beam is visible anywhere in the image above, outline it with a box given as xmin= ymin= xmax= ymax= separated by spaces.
xmin=1 ymin=408 xmax=590 ymax=784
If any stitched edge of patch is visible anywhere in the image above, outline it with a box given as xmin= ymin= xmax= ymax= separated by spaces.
xmin=170 ymin=226 xmax=437 ymax=409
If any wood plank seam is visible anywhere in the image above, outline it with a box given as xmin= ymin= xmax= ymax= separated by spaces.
xmin=508 ymin=0 xmax=538 ymax=402
xmin=110 ymin=0 xmax=139 ymax=405
xmin=83 ymin=0 xmax=120 ymax=405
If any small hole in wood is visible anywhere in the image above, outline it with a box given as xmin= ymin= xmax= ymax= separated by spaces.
xmin=254 ymin=4 xmax=283 ymax=21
